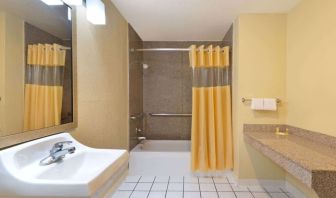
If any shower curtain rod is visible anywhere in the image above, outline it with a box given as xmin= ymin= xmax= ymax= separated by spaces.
xmin=130 ymin=48 xmax=190 ymax=52
xmin=130 ymin=47 xmax=229 ymax=52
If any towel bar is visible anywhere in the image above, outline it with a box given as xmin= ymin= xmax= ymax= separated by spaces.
xmin=242 ymin=98 xmax=281 ymax=103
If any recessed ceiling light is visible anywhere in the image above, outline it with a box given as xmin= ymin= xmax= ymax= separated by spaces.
xmin=86 ymin=0 xmax=106 ymax=25
xmin=63 ymin=0 xmax=83 ymax=6
xmin=40 ymin=0 xmax=64 ymax=5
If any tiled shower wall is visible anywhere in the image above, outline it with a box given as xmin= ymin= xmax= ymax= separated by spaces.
xmin=128 ymin=25 xmax=144 ymax=150
xmin=143 ymin=41 xmax=228 ymax=140
xmin=128 ymin=24 xmax=233 ymax=143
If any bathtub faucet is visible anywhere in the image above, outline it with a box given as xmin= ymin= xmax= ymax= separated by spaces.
xmin=137 ymin=137 xmax=146 ymax=141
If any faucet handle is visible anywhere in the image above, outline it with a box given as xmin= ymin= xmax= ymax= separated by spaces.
xmin=50 ymin=141 xmax=73 ymax=153
xmin=54 ymin=141 xmax=73 ymax=148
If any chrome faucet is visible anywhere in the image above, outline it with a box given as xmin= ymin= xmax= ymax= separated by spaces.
xmin=40 ymin=141 xmax=76 ymax=166
xmin=137 ymin=137 xmax=146 ymax=141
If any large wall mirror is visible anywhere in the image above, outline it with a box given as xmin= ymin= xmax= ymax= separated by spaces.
xmin=0 ymin=0 xmax=77 ymax=148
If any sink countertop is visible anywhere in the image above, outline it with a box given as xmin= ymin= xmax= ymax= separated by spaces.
xmin=244 ymin=124 xmax=336 ymax=198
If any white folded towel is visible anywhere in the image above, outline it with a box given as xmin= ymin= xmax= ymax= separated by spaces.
xmin=251 ymin=98 xmax=264 ymax=110
xmin=263 ymin=98 xmax=277 ymax=111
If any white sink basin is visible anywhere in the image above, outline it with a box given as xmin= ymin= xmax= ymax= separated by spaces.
xmin=0 ymin=133 xmax=129 ymax=198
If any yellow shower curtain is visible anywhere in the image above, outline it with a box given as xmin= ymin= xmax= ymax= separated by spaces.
xmin=189 ymin=45 xmax=233 ymax=172
xmin=24 ymin=43 xmax=66 ymax=131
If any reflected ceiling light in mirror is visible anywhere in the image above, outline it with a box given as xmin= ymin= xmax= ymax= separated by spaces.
xmin=86 ymin=0 xmax=106 ymax=25
xmin=68 ymin=7 xmax=72 ymax=21
xmin=40 ymin=0 xmax=64 ymax=5
xmin=63 ymin=0 xmax=83 ymax=6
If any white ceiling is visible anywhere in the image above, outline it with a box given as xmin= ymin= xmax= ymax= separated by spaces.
xmin=111 ymin=0 xmax=301 ymax=41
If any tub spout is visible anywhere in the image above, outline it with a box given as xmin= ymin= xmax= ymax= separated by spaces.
xmin=137 ymin=137 xmax=146 ymax=141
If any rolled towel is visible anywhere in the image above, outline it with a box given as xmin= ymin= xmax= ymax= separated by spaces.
xmin=263 ymin=98 xmax=277 ymax=111
xmin=251 ymin=98 xmax=264 ymax=110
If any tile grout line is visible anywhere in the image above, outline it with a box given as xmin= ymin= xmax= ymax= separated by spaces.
xmin=198 ymin=176 xmax=202 ymax=198
xmin=212 ymin=177 xmax=220 ymax=198
xmin=129 ymin=176 xmax=142 ymax=198
xmin=165 ymin=176 xmax=170 ymax=198
xmin=247 ymin=186 xmax=256 ymax=198
xmin=182 ymin=176 xmax=185 ymax=198
xmin=146 ymin=176 xmax=156 ymax=198
xmin=227 ymin=176 xmax=238 ymax=198
xmin=280 ymin=187 xmax=291 ymax=198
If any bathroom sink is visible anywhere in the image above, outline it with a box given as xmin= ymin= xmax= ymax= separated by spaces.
xmin=0 ymin=133 xmax=129 ymax=198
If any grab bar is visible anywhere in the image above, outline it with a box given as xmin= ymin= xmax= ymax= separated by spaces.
xmin=149 ymin=113 xmax=192 ymax=117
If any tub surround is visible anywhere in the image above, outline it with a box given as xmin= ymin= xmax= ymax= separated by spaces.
xmin=244 ymin=124 xmax=336 ymax=198
xmin=142 ymin=41 xmax=229 ymax=140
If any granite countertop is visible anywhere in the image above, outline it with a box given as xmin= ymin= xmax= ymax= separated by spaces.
xmin=244 ymin=124 xmax=336 ymax=198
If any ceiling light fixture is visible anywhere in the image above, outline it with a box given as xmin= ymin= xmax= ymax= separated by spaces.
xmin=86 ymin=0 xmax=106 ymax=25
xmin=62 ymin=0 xmax=83 ymax=6
xmin=40 ymin=0 xmax=64 ymax=5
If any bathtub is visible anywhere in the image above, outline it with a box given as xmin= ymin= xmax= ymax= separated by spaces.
xmin=129 ymin=140 xmax=191 ymax=176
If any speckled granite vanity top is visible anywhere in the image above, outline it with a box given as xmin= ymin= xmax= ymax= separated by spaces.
xmin=244 ymin=124 xmax=336 ymax=198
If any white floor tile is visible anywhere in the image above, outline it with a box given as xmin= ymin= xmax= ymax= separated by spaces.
xmin=134 ymin=183 xmax=152 ymax=191
xmin=235 ymin=192 xmax=254 ymax=198
xmin=213 ymin=177 xmax=228 ymax=184
xmin=231 ymin=184 xmax=249 ymax=192
xmin=248 ymin=185 xmax=266 ymax=192
xmin=252 ymin=192 xmax=271 ymax=198
xmin=218 ymin=192 xmax=236 ymax=198
xmin=184 ymin=176 xmax=199 ymax=183
xmin=166 ymin=191 xmax=183 ymax=198
xmin=184 ymin=183 xmax=200 ymax=191
xmin=263 ymin=186 xmax=283 ymax=193
xmin=148 ymin=191 xmax=166 ymax=198
xmin=269 ymin=193 xmax=289 ymax=198
xmin=118 ymin=183 xmax=137 ymax=191
xmin=112 ymin=191 xmax=132 ymax=198
xmin=286 ymin=192 xmax=295 ymax=198
xmin=170 ymin=176 xmax=184 ymax=183
xmin=168 ymin=183 xmax=183 ymax=191
xmin=139 ymin=176 xmax=155 ymax=183
xmin=124 ymin=176 xmax=141 ymax=183
xmin=280 ymin=187 xmax=289 ymax=193
xmin=199 ymin=177 xmax=214 ymax=183
xmin=200 ymin=183 xmax=216 ymax=192
xmin=130 ymin=191 xmax=149 ymax=198
xmin=215 ymin=184 xmax=232 ymax=192
xmin=201 ymin=191 xmax=219 ymax=198
xmin=151 ymin=183 xmax=168 ymax=191
xmin=226 ymin=176 xmax=236 ymax=184
xmin=155 ymin=176 xmax=169 ymax=183
xmin=184 ymin=191 xmax=201 ymax=198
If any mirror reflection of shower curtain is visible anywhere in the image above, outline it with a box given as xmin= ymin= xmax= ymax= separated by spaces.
xmin=189 ymin=45 xmax=233 ymax=173
xmin=24 ymin=43 xmax=66 ymax=131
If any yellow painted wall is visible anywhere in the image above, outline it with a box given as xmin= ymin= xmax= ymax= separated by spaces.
xmin=72 ymin=1 xmax=129 ymax=149
xmin=286 ymin=0 xmax=336 ymax=136
xmin=285 ymin=0 xmax=336 ymax=195
xmin=0 ymin=12 xmax=4 ymax=135
xmin=0 ymin=12 xmax=25 ymax=136
xmin=232 ymin=14 xmax=287 ymax=179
